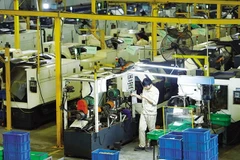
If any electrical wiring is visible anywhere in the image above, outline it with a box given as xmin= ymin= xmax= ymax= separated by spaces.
xmin=35 ymin=61 xmax=45 ymax=105
xmin=87 ymin=82 xmax=93 ymax=96
xmin=11 ymin=93 xmax=34 ymax=114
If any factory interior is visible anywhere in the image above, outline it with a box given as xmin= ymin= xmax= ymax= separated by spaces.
xmin=0 ymin=0 xmax=240 ymax=160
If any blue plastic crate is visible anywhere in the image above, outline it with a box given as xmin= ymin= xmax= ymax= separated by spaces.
xmin=183 ymin=128 xmax=210 ymax=142
xmin=210 ymin=134 xmax=218 ymax=148
xmin=159 ymin=148 xmax=182 ymax=160
xmin=3 ymin=141 xmax=30 ymax=152
xmin=210 ymin=154 xmax=218 ymax=160
xmin=159 ymin=134 xmax=183 ymax=150
xmin=168 ymin=131 xmax=183 ymax=137
xmin=3 ymin=131 xmax=30 ymax=143
xmin=183 ymin=150 xmax=210 ymax=160
xmin=92 ymin=149 xmax=119 ymax=160
xmin=0 ymin=90 xmax=6 ymax=99
xmin=209 ymin=146 xmax=218 ymax=158
xmin=183 ymin=141 xmax=210 ymax=151
xmin=4 ymin=150 xmax=30 ymax=160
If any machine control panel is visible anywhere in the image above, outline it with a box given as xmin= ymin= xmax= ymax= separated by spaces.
xmin=29 ymin=77 xmax=37 ymax=93
xmin=233 ymin=91 xmax=240 ymax=104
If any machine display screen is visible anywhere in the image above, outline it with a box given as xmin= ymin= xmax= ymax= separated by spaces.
xmin=234 ymin=91 xmax=240 ymax=98
xmin=69 ymin=46 xmax=86 ymax=55
xmin=234 ymin=91 xmax=240 ymax=104
xmin=105 ymin=39 xmax=113 ymax=48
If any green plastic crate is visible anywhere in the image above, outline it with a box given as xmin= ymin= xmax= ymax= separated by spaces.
xmin=0 ymin=146 xmax=3 ymax=157
xmin=147 ymin=129 xmax=168 ymax=140
xmin=168 ymin=121 xmax=192 ymax=131
xmin=30 ymin=151 xmax=48 ymax=160
xmin=210 ymin=113 xmax=231 ymax=126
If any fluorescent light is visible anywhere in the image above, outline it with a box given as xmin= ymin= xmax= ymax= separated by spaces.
xmin=135 ymin=62 xmax=189 ymax=71
xmin=43 ymin=3 xmax=50 ymax=9
xmin=128 ymin=71 xmax=179 ymax=78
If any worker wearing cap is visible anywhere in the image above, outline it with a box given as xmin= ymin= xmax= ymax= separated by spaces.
xmin=131 ymin=78 xmax=159 ymax=151
xmin=136 ymin=33 xmax=149 ymax=46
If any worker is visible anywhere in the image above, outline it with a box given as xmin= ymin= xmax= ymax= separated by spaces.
xmin=131 ymin=78 xmax=160 ymax=151
xmin=136 ymin=33 xmax=149 ymax=46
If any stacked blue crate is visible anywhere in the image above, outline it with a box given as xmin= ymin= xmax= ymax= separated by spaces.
xmin=209 ymin=134 xmax=219 ymax=160
xmin=92 ymin=149 xmax=119 ymax=160
xmin=182 ymin=128 xmax=218 ymax=160
xmin=3 ymin=131 xmax=30 ymax=160
xmin=158 ymin=133 xmax=183 ymax=160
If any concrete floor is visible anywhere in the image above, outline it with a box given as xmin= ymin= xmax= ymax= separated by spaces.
xmin=0 ymin=122 xmax=240 ymax=160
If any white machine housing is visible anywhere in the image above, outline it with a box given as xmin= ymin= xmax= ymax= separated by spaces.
xmin=117 ymin=45 xmax=153 ymax=62
xmin=78 ymin=34 xmax=102 ymax=47
xmin=80 ymin=49 xmax=117 ymax=69
xmin=0 ymin=30 xmax=37 ymax=50
xmin=215 ymin=78 xmax=240 ymax=122
xmin=8 ymin=59 xmax=81 ymax=109
xmin=178 ymin=75 xmax=214 ymax=101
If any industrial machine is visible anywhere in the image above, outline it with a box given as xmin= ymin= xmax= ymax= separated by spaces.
xmin=117 ymin=45 xmax=153 ymax=62
xmin=30 ymin=17 xmax=79 ymax=43
xmin=0 ymin=53 xmax=81 ymax=129
xmin=0 ymin=20 xmax=27 ymax=34
xmin=78 ymin=34 xmax=103 ymax=47
xmin=43 ymin=41 xmax=98 ymax=59
xmin=168 ymin=75 xmax=214 ymax=127
xmin=212 ymin=70 xmax=240 ymax=122
xmin=0 ymin=30 xmax=37 ymax=50
xmin=197 ymin=45 xmax=232 ymax=71
xmin=0 ymin=21 xmax=38 ymax=50
xmin=63 ymin=70 xmax=137 ymax=159
xmin=80 ymin=49 xmax=118 ymax=69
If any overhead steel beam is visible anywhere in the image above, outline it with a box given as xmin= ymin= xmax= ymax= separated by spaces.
xmin=100 ymin=0 xmax=240 ymax=5
xmin=0 ymin=10 xmax=239 ymax=25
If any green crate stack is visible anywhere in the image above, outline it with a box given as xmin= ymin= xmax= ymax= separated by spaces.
xmin=168 ymin=121 xmax=192 ymax=131
xmin=0 ymin=146 xmax=3 ymax=160
xmin=30 ymin=151 xmax=49 ymax=160
xmin=147 ymin=129 xmax=169 ymax=140
xmin=210 ymin=113 xmax=231 ymax=126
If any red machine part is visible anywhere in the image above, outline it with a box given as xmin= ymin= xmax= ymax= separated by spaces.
xmin=77 ymin=99 xmax=88 ymax=114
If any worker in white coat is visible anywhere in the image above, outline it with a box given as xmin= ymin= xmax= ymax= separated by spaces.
xmin=131 ymin=78 xmax=159 ymax=151
xmin=136 ymin=33 xmax=149 ymax=46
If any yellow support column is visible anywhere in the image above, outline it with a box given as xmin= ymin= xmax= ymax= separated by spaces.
xmin=122 ymin=3 xmax=127 ymax=15
xmin=14 ymin=0 xmax=20 ymax=49
xmin=54 ymin=17 xmax=63 ymax=147
xmin=238 ymin=5 xmax=240 ymax=18
xmin=64 ymin=0 xmax=67 ymax=11
xmin=194 ymin=3 xmax=196 ymax=14
xmin=216 ymin=4 xmax=221 ymax=38
xmin=100 ymin=29 xmax=105 ymax=49
xmin=5 ymin=43 xmax=12 ymax=130
xmin=38 ymin=0 xmax=42 ymax=11
xmin=188 ymin=4 xmax=191 ymax=30
xmin=26 ymin=17 xmax=30 ymax=30
xmin=152 ymin=3 xmax=158 ymax=57
xmin=91 ymin=0 xmax=96 ymax=33
xmin=204 ymin=56 xmax=210 ymax=76
xmin=36 ymin=18 xmax=40 ymax=74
